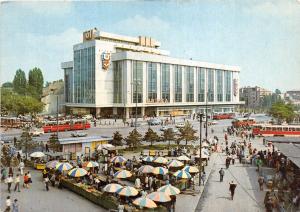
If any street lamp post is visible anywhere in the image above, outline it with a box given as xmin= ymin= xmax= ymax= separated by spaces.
xmin=56 ymin=95 xmax=59 ymax=136
xmin=205 ymin=91 xmax=208 ymax=141
xmin=135 ymin=80 xmax=138 ymax=130
xmin=198 ymin=113 xmax=203 ymax=186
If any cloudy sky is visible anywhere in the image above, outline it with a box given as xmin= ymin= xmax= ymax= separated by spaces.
xmin=0 ymin=0 xmax=300 ymax=92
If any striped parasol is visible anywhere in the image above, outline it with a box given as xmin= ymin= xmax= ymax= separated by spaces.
xmin=153 ymin=157 xmax=168 ymax=164
xmin=56 ymin=162 xmax=73 ymax=172
xmin=139 ymin=165 xmax=154 ymax=174
xmin=173 ymin=170 xmax=191 ymax=179
xmin=68 ymin=168 xmax=88 ymax=177
xmin=103 ymin=183 xmax=123 ymax=193
xmin=111 ymin=156 xmax=127 ymax=163
xmin=30 ymin=152 xmax=45 ymax=158
xmin=46 ymin=160 xmax=59 ymax=169
xmin=133 ymin=197 xmax=157 ymax=209
xmin=167 ymin=159 xmax=184 ymax=168
xmin=182 ymin=165 xmax=199 ymax=173
xmin=152 ymin=167 xmax=168 ymax=175
xmin=177 ymin=155 xmax=191 ymax=161
xmin=147 ymin=192 xmax=171 ymax=202
xmin=158 ymin=184 xmax=180 ymax=195
xmin=117 ymin=186 xmax=138 ymax=197
xmin=142 ymin=156 xmax=154 ymax=162
xmin=113 ymin=170 xmax=132 ymax=179
xmin=82 ymin=161 xmax=99 ymax=168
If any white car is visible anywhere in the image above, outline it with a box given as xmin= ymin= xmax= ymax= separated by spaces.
xmin=30 ymin=128 xmax=44 ymax=136
xmin=175 ymin=123 xmax=185 ymax=128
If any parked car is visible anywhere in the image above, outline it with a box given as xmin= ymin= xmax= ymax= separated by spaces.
xmin=175 ymin=123 xmax=185 ymax=128
xmin=30 ymin=128 xmax=44 ymax=136
xmin=71 ymin=131 xmax=87 ymax=137
xmin=160 ymin=126 xmax=169 ymax=131
xmin=148 ymin=119 xmax=162 ymax=125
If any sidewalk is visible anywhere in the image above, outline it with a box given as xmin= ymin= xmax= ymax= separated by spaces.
xmin=176 ymin=152 xmax=219 ymax=212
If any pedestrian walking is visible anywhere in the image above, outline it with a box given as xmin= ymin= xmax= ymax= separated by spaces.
xmin=7 ymin=174 xmax=13 ymax=193
xmin=44 ymin=177 xmax=50 ymax=191
xmin=219 ymin=168 xmax=225 ymax=182
xmin=23 ymin=173 xmax=29 ymax=188
xmin=201 ymin=171 xmax=206 ymax=185
xmin=12 ymin=199 xmax=19 ymax=212
xmin=5 ymin=196 xmax=11 ymax=212
xmin=19 ymin=161 xmax=24 ymax=176
xmin=229 ymin=181 xmax=237 ymax=200
xmin=258 ymin=176 xmax=264 ymax=191
xmin=27 ymin=171 xmax=32 ymax=184
xmin=50 ymin=173 xmax=56 ymax=187
xmin=14 ymin=174 xmax=20 ymax=192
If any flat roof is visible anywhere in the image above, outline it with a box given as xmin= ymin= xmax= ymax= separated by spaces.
xmin=273 ymin=143 xmax=300 ymax=168
xmin=265 ymin=137 xmax=300 ymax=144
xmin=59 ymin=135 xmax=112 ymax=145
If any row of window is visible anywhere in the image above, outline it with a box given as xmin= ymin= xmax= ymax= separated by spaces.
xmin=113 ymin=60 xmax=233 ymax=104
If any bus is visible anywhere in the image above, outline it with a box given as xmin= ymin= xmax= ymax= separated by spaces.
xmin=212 ymin=112 xmax=235 ymax=120
xmin=232 ymin=117 xmax=256 ymax=128
xmin=0 ymin=117 xmax=22 ymax=128
xmin=42 ymin=119 xmax=90 ymax=133
xmin=252 ymin=124 xmax=300 ymax=137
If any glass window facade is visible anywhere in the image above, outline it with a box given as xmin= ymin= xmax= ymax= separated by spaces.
xmin=197 ymin=68 xmax=205 ymax=102
xmin=174 ymin=65 xmax=182 ymax=102
xmin=161 ymin=64 xmax=170 ymax=101
xmin=73 ymin=47 xmax=95 ymax=104
xmin=225 ymin=71 xmax=232 ymax=101
xmin=147 ymin=62 xmax=157 ymax=101
xmin=132 ymin=61 xmax=143 ymax=103
xmin=64 ymin=68 xmax=73 ymax=103
xmin=207 ymin=69 xmax=214 ymax=102
xmin=113 ymin=61 xmax=123 ymax=103
xmin=185 ymin=66 xmax=194 ymax=102
xmin=216 ymin=70 xmax=223 ymax=102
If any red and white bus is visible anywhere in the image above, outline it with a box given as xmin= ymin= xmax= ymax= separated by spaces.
xmin=42 ymin=119 xmax=90 ymax=133
xmin=252 ymin=124 xmax=300 ymax=137
xmin=212 ymin=112 xmax=235 ymax=120
xmin=232 ymin=117 xmax=256 ymax=128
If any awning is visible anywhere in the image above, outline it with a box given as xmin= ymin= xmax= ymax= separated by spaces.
xmin=273 ymin=143 xmax=300 ymax=168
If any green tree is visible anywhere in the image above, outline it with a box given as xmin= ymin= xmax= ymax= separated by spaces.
xmin=28 ymin=67 xmax=44 ymax=99
xmin=17 ymin=127 xmax=38 ymax=160
xmin=162 ymin=128 xmax=176 ymax=148
xmin=1 ymin=145 xmax=13 ymax=167
xmin=1 ymin=82 xmax=13 ymax=88
xmin=126 ymin=129 xmax=142 ymax=149
xmin=143 ymin=128 xmax=160 ymax=146
xmin=13 ymin=69 xmax=27 ymax=95
xmin=112 ymin=131 xmax=123 ymax=146
xmin=275 ymin=89 xmax=281 ymax=95
xmin=178 ymin=122 xmax=198 ymax=147
xmin=48 ymin=133 xmax=61 ymax=152
xmin=269 ymin=102 xmax=295 ymax=123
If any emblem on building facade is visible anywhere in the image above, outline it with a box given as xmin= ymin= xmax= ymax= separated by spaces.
xmin=101 ymin=52 xmax=111 ymax=71
xmin=233 ymin=79 xmax=238 ymax=96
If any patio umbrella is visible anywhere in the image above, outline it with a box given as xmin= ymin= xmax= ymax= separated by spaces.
xmin=153 ymin=157 xmax=168 ymax=164
xmin=147 ymin=192 xmax=171 ymax=202
xmin=182 ymin=165 xmax=199 ymax=173
xmin=142 ymin=156 xmax=154 ymax=162
xmin=158 ymin=184 xmax=180 ymax=195
xmin=152 ymin=167 xmax=168 ymax=175
xmin=30 ymin=152 xmax=45 ymax=158
xmin=97 ymin=143 xmax=114 ymax=150
xmin=82 ymin=161 xmax=99 ymax=168
xmin=167 ymin=159 xmax=184 ymax=168
xmin=68 ymin=168 xmax=88 ymax=177
xmin=139 ymin=165 xmax=154 ymax=174
xmin=114 ymin=170 xmax=132 ymax=179
xmin=103 ymin=183 xmax=123 ymax=193
xmin=177 ymin=155 xmax=190 ymax=161
xmin=117 ymin=186 xmax=138 ymax=197
xmin=56 ymin=162 xmax=73 ymax=172
xmin=173 ymin=170 xmax=191 ymax=179
xmin=133 ymin=197 xmax=157 ymax=209
xmin=46 ymin=160 xmax=59 ymax=169
xmin=111 ymin=156 xmax=127 ymax=163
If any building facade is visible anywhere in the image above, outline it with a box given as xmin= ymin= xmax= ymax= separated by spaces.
xmin=62 ymin=28 xmax=242 ymax=118
xmin=239 ymin=86 xmax=272 ymax=109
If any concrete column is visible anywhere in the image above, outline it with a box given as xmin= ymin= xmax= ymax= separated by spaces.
xmin=113 ymin=107 xmax=117 ymax=115
xmin=125 ymin=107 xmax=130 ymax=119
xmin=96 ymin=108 xmax=101 ymax=117
xmin=169 ymin=65 xmax=174 ymax=103
xmin=157 ymin=64 xmax=161 ymax=100
xmin=182 ymin=66 xmax=186 ymax=102
xmin=141 ymin=107 xmax=145 ymax=117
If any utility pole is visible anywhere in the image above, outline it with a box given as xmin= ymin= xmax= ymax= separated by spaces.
xmin=205 ymin=91 xmax=208 ymax=141
xmin=198 ymin=113 xmax=203 ymax=186
xmin=56 ymin=95 xmax=59 ymax=137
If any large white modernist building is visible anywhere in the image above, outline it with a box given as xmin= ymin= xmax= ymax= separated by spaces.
xmin=62 ymin=28 xmax=242 ymax=118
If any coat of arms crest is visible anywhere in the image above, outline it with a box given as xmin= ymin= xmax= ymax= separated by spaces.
xmin=101 ymin=52 xmax=111 ymax=71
